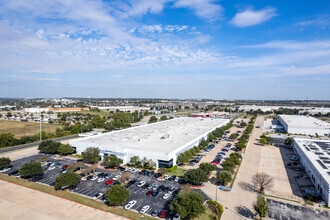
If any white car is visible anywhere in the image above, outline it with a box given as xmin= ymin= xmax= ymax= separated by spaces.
xmin=163 ymin=193 xmax=171 ymax=200
xmin=0 ymin=167 xmax=11 ymax=173
xmin=164 ymin=175 xmax=170 ymax=180
xmin=174 ymin=177 xmax=180 ymax=182
xmin=140 ymin=205 xmax=150 ymax=214
xmin=131 ymin=168 xmax=138 ymax=173
xmin=113 ymin=175 xmax=121 ymax=180
xmin=125 ymin=167 xmax=130 ymax=172
xmin=91 ymin=176 xmax=98 ymax=181
xmin=93 ymin=193 xmax=103 ymax=200
xmin=124 ymin=200 xmax=136 ymax=210
xmin=48 ymin=166 xmax=56 ymax=170
xmin=152 ymin=185 xmax=159 ymax=191
xmin=97 ymin=178 xmax=105 ymax=183
xmin=137 ymin=181 xmax=146 ymax=187
xmin=94 ymin=171 xmax=101 ymax=175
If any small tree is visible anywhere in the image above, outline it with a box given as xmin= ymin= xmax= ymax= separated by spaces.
xmin=104 ymin=155 xmax=123 ymax=168
xmin=148 ymin=159 xmax=156 ymax=169
xmin=184 ymin=168 xmax=209 ymax=185
xmin=38 ymin=140 xmax=61 ymax=154
xmin=66 ymin=165 xmax=78 ymax=172
xmin=217 ymin=171 xmax=232 ymax=186
xmin=58 ymin=144 xmax=74 ymax=155
xmin=0 ymin=157 xmax=11 ymax=169
xmin=105 ymin=185 xmax=130 ymax=206
xmin=235 ymin=143 xmax=246 ymax=151
xmin=83 ymin=147 xmax=101 ymax=163
xmin=254 ymin=195 xmax=269 ymax=219
xmin=148 ymin=116 xmax=158 ymax=124
xmin=158 ymin=168 xmax=168 ymax=176
xmin=36 ymin=155 xmax=50 ymax=162
xmin=118 ymin=172 xmax=132 ymax=184
xmin=19 ymin=161 xmax=43 ymax=177
xmin=199 ymin=163 xmax=217 ymax=174
xmin=54 ymin=172 xmax=81 ymax=190
xmin=260 ymin=138 xmax=267 ymax=146
xmin=284 ymin=137 xmax=292 ymax=146
xmin=252 ymin=172 xmax=274 ymax=194
xmin=170 ymin=189 xmax=205 ymax=219
xmin=240 ymin=121 xmax=247 ymax=127
xmin=230 ymin=133 xmax=238 ymax=139
xmin=129 ymin=156 xmax=140 ymax=166
xmin=141 ymin=157 xmax=148 ymax=167
xmin=160 ymin=115 xmax=168 ymax=121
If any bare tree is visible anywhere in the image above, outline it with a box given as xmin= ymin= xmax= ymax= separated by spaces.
xmin=252 ymin=172 xmax=274 ymax=194
xmin=118 ymin=172 xmax=132 ymax=184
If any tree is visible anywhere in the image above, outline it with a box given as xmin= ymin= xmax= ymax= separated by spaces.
xmin=252 ymin=172 xmax=274 ymax=194
xmin=19 ymin=161 xmax=43 ymax=178
xmin=148 ymin=159 xmax=156 ymax=169
xmin=0 ymin=157 xmax=11 ymax=170
xmin=260 ymin=138 xmax=267 ymax=146
xmin=158 ymin=168 xmax=168 ymax=176
xmin=36 ymin=155 xmax=50 ymax=162
xmin=254 ymin=195 xmax=269 ymax=219
xmin=217 ymin=172 xmax=232 ymax=186
xmin=160 ymin=115 xmax=168 ymax=121
xmin=58 ymin=144 xmax=74 ymax=155
xmin=118 ymin=172 xmax=132 ymax=184
xmin=141 ymin=157 xmax=148 ymax=167
xmin=148 ymin=116 xmax=158 ymax=124
xmin=230 ymin=133 xmax=238 ymax=139
xmin=235 ymin=143 xmax=246 ymax=150
xmin=284 ymin=137 xmax=292 ymax=146
xmin=54 ymin=172 xmax=81 ymax=190
xmin=170 ymin=189 xmax=205 ymax=219
xmin=184 ymin=168 xmax=209 ymax=185
xmin=129 ymin=156 xmax=140 ymax=166
xmin=90 ymin=115 xmax=105 ymax=128
xmin=0 ymin=133 xmax=14 ymax=147
xmin=6 ymin=112 xmax=12 ymax=117
xmin=83 ymin=147 xmax=101 ymax=163
xmin=199 ymin=163 xmax=217 ymax=174
xmin=105 ymin=185 xmax=130 ymax=206
xmin=38 ymin=140 xmax=61 ymax=154
xmin=240 ymin=121 xmax=247 ymax=127
xmin=104 ymin=155 xmax=123 ymax=168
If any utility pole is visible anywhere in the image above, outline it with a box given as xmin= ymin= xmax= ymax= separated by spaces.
xmin=39 ymin=109 xmax=42 ymax=142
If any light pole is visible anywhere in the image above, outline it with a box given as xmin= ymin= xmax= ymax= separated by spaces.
xmin=39 ymin=109 xmax=42 ymax=142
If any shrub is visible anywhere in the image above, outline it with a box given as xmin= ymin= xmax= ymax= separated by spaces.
xmin=0 ymin=157 xmax=11 ymax=170
xmin=169 ymin=165 xmax=178 ymax=172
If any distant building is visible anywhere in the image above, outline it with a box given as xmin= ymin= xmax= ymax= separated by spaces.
xmin=90 ymin=106 xmax=150 ymax=112
xmin=278 ymin=115 xmax=330 ymax=136
xmin=190 ymin=113 xmax=216 ymax=118
xmin=24 ymin=107 xmax=89 ymax=113
xmin=293 ymin=138 xmax=330 ymax=206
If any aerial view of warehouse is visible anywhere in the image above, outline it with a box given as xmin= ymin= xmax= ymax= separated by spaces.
xmin=70 ymin=117 xmax=229 ymax=168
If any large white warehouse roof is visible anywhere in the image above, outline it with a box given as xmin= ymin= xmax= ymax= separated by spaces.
xmin=71 ymin=117 xmax=228 ymax=154
xmin=279 ymin=115 xmax=330 ymax=129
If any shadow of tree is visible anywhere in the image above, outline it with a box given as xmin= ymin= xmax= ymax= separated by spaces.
xmin=236 ymin=205 xmax=254 ymax=219
xmin=210 ymin=177 xmax=220 ymax=185
xmin=238 ymin=181 xmax=256 ymax=193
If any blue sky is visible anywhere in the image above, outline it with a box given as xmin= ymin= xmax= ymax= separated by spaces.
xmin=0 ymin=0 xmax=329 ymax=100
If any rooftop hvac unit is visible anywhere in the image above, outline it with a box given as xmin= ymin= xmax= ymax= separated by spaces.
xmin=161 ymin=133 xmax=170 ymax=139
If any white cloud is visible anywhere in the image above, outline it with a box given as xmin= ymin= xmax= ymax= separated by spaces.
xmin=138 ymin=25 xmax=190 ymax=33
xmin=231 ymin=7 xmax=277 ymax=27
xmin=174 ymin=0 xmax=223 ymax=21
xmin=9 ymin=75 xmax=62 ymax=81
xmin=297 ymin=15 xmax=330 ymax=29
xmin=122 ymin=0 xmax=171 ymax=17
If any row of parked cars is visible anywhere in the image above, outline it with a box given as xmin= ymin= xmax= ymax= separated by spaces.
xmin=188 ymin=154 xmax=203 ymax=166
xmin=124 ymin=200 xmax=180 ymax=219
xmin=211 ymin=143 xmax=232 ymax=166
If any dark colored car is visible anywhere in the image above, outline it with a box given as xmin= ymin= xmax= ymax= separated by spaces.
xmin=8 ymin=170 xmax=19 ymax=176
xmin=151 ymin=210 xmax=160 ymax=216
xmin=158 ymin=185 xmax=164 ymax=191
xmin=29 ymin=174 xmax=43 ymax=182
xmin=146 ymin=190 xmax=153 ymax=196
xmin=152 ymin=191 xmax=159 ymax=197
xmin=87 ymin=175 xmax=93 ymax=180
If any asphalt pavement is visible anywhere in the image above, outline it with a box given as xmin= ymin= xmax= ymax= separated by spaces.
xmin=0 ymin=134 xmax=79 ymax=153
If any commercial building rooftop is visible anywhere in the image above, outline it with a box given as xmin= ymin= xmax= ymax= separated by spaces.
xmin=279 ymin=115 xmax=330 ymax=130
xmin=294 ymin=138 xmax=330 ymax=185
xmin=71 ymin=117 xmax=229 ymax=154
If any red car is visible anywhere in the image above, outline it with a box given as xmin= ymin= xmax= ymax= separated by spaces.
xmin=105 ymin=180 xmax=114 ymax=185
xmin=159 ymin=210 xmax=168 ymax=218
xmin=62 ymin=165 xmax=68 ymax=169
xmin=146 ymin=190 xmax=153 ymax=196
xmin=222 ymin=148 xmax=229 ymax=152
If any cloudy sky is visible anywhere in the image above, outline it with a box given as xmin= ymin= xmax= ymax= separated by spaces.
xmin=0 ymin=0 xmax=329 ymax=100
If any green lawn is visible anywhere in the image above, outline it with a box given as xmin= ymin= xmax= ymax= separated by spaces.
xmin=166 ymin=168 xmax=185 ymax=177
xmin=0 ymin=174 xmax=156 ymax=220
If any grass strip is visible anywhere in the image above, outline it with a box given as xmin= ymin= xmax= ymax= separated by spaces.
xmin=263 ymin=193 xmax=300 ymax=204
xmin=0 ymin=174 xmax=156 ymax=220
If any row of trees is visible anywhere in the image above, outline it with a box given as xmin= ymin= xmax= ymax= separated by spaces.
xmin=176 ymin=146 xmax=200 ymax=164
xmin=38 ymin=140 xmax=75 ymax=155
xmin=82 ymin=147 xmax=123 ymax=168
xmin=129 ymin=156 xmax=156 ymax=169
xmin=148 ymin=115 xmax=174 ymax=124
xmin=217 ymin=153 xmax=242 ymax=186
xmin=183 ymin=163 xmax=217 ymax=186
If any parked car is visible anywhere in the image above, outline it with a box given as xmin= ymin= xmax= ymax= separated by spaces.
xmin=146 ymin=190 xmax=153 ymax=196
xmin=152 ymin=185 xmax=159 ymax=191
xmin=124 ymin=200 xmax=136 ymax=210
xmin=97 ymin=178 xmax=105 ymax=183
xmin=0 ymin=167 xmax=11 ymax=173
xmin=105 ymin=179 xmax=114 ymax=185
xmin=152 ymin=191 xmax=159 ymax=197
xmin=93 ymin=193 xmax=104 ymax=200
xmin=113 ymin=175 xmax=121 ymax=180
xmin=163 ymin=193 xmax=171 ymax=199
xmin=137 ymin=181 xmax=146 ymax=187
xmin=173 ymin=213 xmax=181 ymax=220
xmin=159 ymin=210 xmax=168 ymax=218
xmin=151 ymin=210 xmax=160 ymax=217
xmin=140 ymin=205 xmax=150 ymax=214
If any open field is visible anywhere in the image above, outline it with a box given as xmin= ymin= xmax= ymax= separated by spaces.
xmin=0 ymin=120 xmax=62 ymax=138
xmin=0 ymin=175 xmax=156 ymax=220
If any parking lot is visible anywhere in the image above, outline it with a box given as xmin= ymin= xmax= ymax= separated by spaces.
xmin=2 ymin=154 xmax=184 ymax=218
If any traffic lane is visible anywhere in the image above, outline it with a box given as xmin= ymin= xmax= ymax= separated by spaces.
xmin=0 ymin=134 xmax=79 ymax=153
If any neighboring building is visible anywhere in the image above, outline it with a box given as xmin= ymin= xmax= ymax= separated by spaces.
xmin=279 ymin=115 xmax=330 ymax=136
xmin=190 ymin=113 xmax=216 ymax=118
xmin=293 ymin=138 xmax=330 ymax=206
xmin=25 ymin=107 xmax=89 ymax=113
xmin=70 ymin=117 xmax=229 ymax=168
xmin=90 ymin=106 xmax=150 ymax=112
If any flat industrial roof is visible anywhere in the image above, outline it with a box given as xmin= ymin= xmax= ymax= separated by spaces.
xmin=279 ymin=115 xmax=330 ymax=130
xmin=294 ymin=138 xmax=330 ymax=184
xmin=71 ymin=117 xmax=229 ymax=154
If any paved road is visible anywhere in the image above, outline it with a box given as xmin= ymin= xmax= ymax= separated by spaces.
xmin=0 ymin=135 xmax=79 ymax=153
